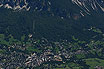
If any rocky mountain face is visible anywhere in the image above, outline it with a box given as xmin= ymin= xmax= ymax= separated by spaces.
xmin=0 ymin=0 xmax=29 ymax=10
xmin=72 ymin=0 xmax=104 ymax=15
xmin=0 ymin=0 xmax=104 ymax=17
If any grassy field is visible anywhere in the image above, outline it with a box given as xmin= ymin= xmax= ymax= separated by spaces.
xmin=84 ymin=58 xmax=104 ymax=69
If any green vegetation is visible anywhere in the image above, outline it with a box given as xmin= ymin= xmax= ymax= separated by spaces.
xmin=92 ymin=27 xmax=102 ymax=34
xmin=0 ymin=34 xmax=22 ymax=46
xmin=75 ymin=54 xmax=86 ymax=59
xmin=54 ymin=46 xmax=60 ymax=53
xmin=84 ymin=58 xmax=104 ymax=69
xmin=72 ymin=36 xmax=78 ymax=41
xmin=0 ymin=49 xmax=5 ymax=54
xmin=21 ymin=35 xmax=26 ymax=41
xmin=0 ymin=34 xmax=9 ymax=46
xmin=41 ymin=62 xmax=84 ymax=69
xmin=26 ymin=46 xmax=42 ymax=53
xmin=0 ymin=4 xmax=104 ymax=69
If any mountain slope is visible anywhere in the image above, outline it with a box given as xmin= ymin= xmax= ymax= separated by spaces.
xmin=0 ymin=0 xmax=104 ymax=17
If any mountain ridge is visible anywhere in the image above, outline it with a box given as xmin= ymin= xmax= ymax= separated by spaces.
xmin=0 ymin=0 xmax=104 ymax=17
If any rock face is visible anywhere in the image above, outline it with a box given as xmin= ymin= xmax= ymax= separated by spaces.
xmin=72 ymin=0 xmax=104 ymax=15
xmin=0 ymin=0 xmax=103 ymax=19
xmin=0 ymin=0 xmax=104 ymax=13
xmin=0 ymin=0 xmax=29 ymax=10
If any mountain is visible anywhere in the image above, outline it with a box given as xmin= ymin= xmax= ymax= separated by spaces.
xmin=0 ymin=0 xmax=104 ymax=17
xmin=0 ymin=0 xmax=104 ymax=41
xmin=72 ymin=0 xmax=104 ymax=15
xmin=0 ymin=0 xmax=104 ymax=69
